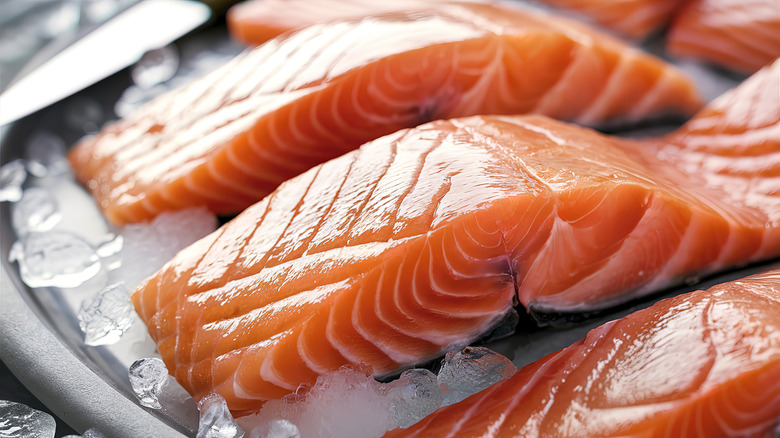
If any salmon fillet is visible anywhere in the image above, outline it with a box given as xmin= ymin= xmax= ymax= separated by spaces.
xmin=226 ymin=0 xmax=484 ymax=46
xmin=667 ymin=0 xmax=780 ymax=74
xmin=68 ymin=3 xmax=702 ymax=225
xmin=537 ymin=0 xmax=682 ymax=39
xmin=131 ymin=60 xmax=779 ymax=415
xmin=384 ymin=269 xmax=780 ymax=438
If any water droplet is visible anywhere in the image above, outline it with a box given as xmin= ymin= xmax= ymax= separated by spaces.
xmin=1 ymin=159 xmax=27 ymax=202
xmin=12 ymin=188 xmax=62 ymax=235
xmin=132 ymin=45 xmax=179 ymax=89
xmin=10 ymin=230 xmax=101 ymax=288
xmin=78 ymin=283 xmax=134 ymax=345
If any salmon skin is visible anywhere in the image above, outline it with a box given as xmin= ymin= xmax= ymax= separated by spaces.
xmin=67 ymin=2 xmax=703 ymax=225
xmin=131 ymin=60 xmax=779 ymax=415
xmin=384 ymin=269 xmax=780 ymax=438
xmin=535 ymin=0 xmax=682 ymax=39
xmin=667 ymin=0 xmax=780 ymax=74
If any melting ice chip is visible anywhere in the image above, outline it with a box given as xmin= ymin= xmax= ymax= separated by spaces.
xmin=12 ymin=188 xmax=62 ymax=235
xmin=438 ymin=346 xmax=517 ymax=406
xmin=0 ymin=400 xmax=56 ymax=438
xmin=384 ymin=369 xmax=443 ymax=428
xmin=78 ymin=283 xmax=134 ymax=346
xmin=1 ymin=159 xmax=27 ymax=202
xmin=129 ymin=358 xmax=169 ymax=409
xmin=25 ymin=132 xmax=70 ymax=177
xmin=197 ymin=393 xmax=245 ymax=438
xmin=132 ymin=45 xmax=180 ymax=89
xmin=10 ymin=230 xmax=101 ymax=288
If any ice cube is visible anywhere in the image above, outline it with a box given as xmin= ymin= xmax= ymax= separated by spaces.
xmin=12 ymin=188 xmax=62 ymax=236
xmin=132 ymin=46 xmax=179 ymax=89
xmin=112 ymin=208 xmax=217 ymax=289
xmin=128 ymin=358 xmax=169 ymax=409
xmin=247 ymin=419 xmax=300 ymax=438
xmin=1 ymin=159 xmax=27 ymax=202
xmin=437 ymin=346 xmax=517 ymax=406
xmin=384 ymin=369 xmax=443 ymax=428
xmin=78 ymin=283 xmax=134 ymax=346
xmin=10 ymin=230 xmax=101 ymax=288
xmin=0 ymin=400 xmax=56 ymax=438
xmin=25 ymin=131 xmax=70 ymax=177
xmin=197 ymin=393 xmax=245 ymax=438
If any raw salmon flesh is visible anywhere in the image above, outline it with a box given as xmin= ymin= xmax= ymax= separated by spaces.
xmin=535 ymin=0 xmax=682 ymax=38
xmin=384 ymin=269 xmax=780 ymax=437
xmin=667 ymin=0 xmax=780 ymax=74
xmin=226 ymin=0 xmax=479 ymax=46
xmin=131 ymin=60 xmax=779 ymax=415
xmin=68 ymin=2 xmax=702 ymax=225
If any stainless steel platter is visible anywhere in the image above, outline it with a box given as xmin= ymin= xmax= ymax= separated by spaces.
xmin=1 ymin=16 xmax=777 ymax=438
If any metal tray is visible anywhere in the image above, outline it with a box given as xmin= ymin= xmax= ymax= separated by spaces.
xmin=1 ymin=20 xmax=776 ymax=438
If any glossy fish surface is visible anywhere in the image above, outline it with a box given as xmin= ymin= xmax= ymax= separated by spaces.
xmin=226 ymin=0 xmax=477 ymax=46
xmin=384 ymin=269 xmax=780 ymax=437
xmin=667 ymin=0 xmax=780 ymax=74
xmin=131 ymin=61 xmax=779 ymax=415
xmin=537 ymin=0 xmax=682 ymax=38
xmin=68 ymin=2 xmax=702 ymax=225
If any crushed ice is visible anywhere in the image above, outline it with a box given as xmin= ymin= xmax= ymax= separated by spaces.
xmin=0 ymin=400 xmax=56 ymax=438
xmin=197 ymin=393 xmax=245 ymax=438
xmin=11 ymin=187 xmax=62 ymax=235
xmin=438 ymin=346 xmax=517 ymax=406
xmin=78 ymin=283 xmax=135 ymax=346
xmin=248 ymin=419 xmax=300 ymax=438
xmin=128 ymin=358 xmax=170 ymax=410
xmin=240 ymin=347 xmax=517 ymax=437
xmin=10 ymin=230 xmax=101 ymax=288
xmin=110 ymin=207 xmax=217 ymax=289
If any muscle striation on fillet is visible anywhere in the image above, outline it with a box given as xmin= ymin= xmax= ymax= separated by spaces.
xmin=68 ymin=2 xmax=702 ymax=225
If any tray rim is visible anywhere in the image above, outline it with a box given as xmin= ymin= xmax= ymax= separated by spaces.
xmin=0 ymin=262 xmax=186 ymax=438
